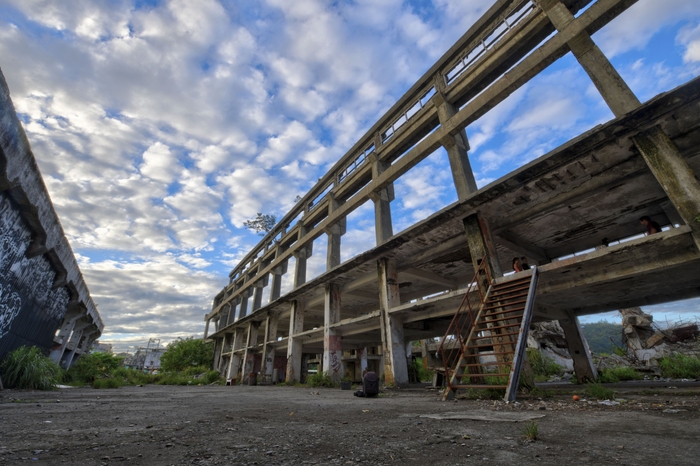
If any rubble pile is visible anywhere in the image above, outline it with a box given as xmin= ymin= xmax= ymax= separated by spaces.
xmin=526 ymin=321 xmax=574 ymax=373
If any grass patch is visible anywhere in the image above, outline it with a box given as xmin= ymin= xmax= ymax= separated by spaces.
xmin=521 ymin=421 xmax=538 ymax=441
xmin=659 ymin=354 xmax=700 ymax=379
xmin=529 ymin=387 xmax=554 ymax=399
xmin=527 ymin=348 xmax=563 ymax=379
xmin=459 ymin=388 xmax=505 ymax=400
xmin=0 ymin=346 xmax=63 ymax=390
xmin=585 ymin=383 xmax=615 ymax=400
xmin=307 ymin=372 xmax=337 ymax=388
xmin=598 ymin=367 xmax=643 ymax=383
xmin=640 ymin=389 xmax=661 ymax=396
xmin=93 ymin=377 xmax=124 ymax=389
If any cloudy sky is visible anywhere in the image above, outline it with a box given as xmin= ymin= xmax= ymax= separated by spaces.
xmin=1 ymin=0 xmax=699 ymax=352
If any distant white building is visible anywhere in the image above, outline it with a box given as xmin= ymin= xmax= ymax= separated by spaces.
xmin=125 ymin=347 xmax=167 ymax=371
xmin=91 ymin=341 xmax=113 ymax=353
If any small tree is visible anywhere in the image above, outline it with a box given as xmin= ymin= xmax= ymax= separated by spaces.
xmin=243 ymin=213 xmax=276 ymax=236
xmin=160 ymin=337 xmax=214 ymax=372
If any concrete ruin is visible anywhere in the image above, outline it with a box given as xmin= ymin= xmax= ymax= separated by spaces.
xmin=205 ymin=0 xmax=700 ymax=396
xmin=0 ymin=69 xmax=103 ymax=367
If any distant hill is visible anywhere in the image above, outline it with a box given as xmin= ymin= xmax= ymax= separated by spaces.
xmin=581 ymin=321 xmax=623 ymax=354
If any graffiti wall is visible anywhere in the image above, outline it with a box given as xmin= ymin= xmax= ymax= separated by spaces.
xmin=0 ymin=193 xmax=71 ymax=360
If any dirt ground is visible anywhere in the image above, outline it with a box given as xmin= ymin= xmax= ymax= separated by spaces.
xmin=1 ymin=383 xmax=699 ymax=465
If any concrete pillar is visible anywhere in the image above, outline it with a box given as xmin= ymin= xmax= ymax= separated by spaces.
xmin=239 ymin=292 xmax=249 ymax=319
xmin=323 ymin=283 xmax=343 ymax=383
xmin=227 ymin=328 xmax=246 ymax=381
xmin=433 ymin=82 xmax=478 ymax=199
xmin=203 ymin=318 xmax=211 ymax=339
xmin=252 ymin=277 xmax=267 ymax=312
xmin=261 ymin=313 xmax=279 ymax=382
xmin=326 ymin=196 xmax=346 ymax=270
xmin=269 ymin=262 xmax=287 ymax=303
xmin=294 ymin=229 xmax=313 ymax=288
xmin=463 ymin=213 xmax=502 ymax=287
xmin=355 ymin=347 xmax=368 ymax=381
xmin=242 ymin=322 xmax=259 ymax=379
xmin=559 ymin=311 xmax=598 ymax=383
xmin=217 ymin=333 xmax=230 ymax=372
xmin=212 ymin=337 xmax=222 ymax=371
xmin=50 ymin=313 xmax=80 ymax=364
xmin=377 ymin=257 xmax=408 ymax=386
xmin=371 ymin=159 xmax=394 ymax=245
xmin=286 ymin=300 xmax=305 ymax=383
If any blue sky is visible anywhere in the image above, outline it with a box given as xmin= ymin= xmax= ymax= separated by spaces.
xmin=0 ymin=0 xmax=699 ymax=352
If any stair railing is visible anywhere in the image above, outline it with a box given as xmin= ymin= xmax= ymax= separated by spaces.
xmin=437 ymin=256 xmax=489 ymax=389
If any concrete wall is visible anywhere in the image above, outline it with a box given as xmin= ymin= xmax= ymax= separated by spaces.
xmin=0 ymin=67 xmax=102 ymax=367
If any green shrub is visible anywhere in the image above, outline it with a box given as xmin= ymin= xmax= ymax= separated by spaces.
xmin=585 ymin=383 xmax=615 ymax=400
xmin=598 ymin=367 xmax=643 ymax=383
xmin=527 ymin=348 xmax=563 ymax=378
xmin=182 ymin=365 xmax=210 ymax=377
xmin=459 ymin=388 xmax=504 ymax=400
xmin=659 ymin=354 xmax=700 ymax=379
xmin=93 ymin=377 xmax=124 ymax=389
xmin=307 ymin=372 xmax=337 ymax=388
xmin=160 ymin=338 xmax=213 ymax=372
xmin=0 ymin=346 xmax=63 ymax=390
xmin=203 ymin=370 xmax=222 ymax=384
xmin=408 ymin=359 xmax=434 ymax=383
xmin=66 ymin=352 xmax=123 ymax=385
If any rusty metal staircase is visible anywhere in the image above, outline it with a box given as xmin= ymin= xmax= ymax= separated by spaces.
xmin=438 ymin=260 xmax=538 ymax=402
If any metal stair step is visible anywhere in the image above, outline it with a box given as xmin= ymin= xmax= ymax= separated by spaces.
xmin=471 ymin=331 xmax=522 ymax=341
xmin=482 ymin=299 xmax=527 ymax=310
xmin=456 ymin=372 xmax=512 ymax=378
xmin=473 ymin=322 xmax=523 ymax=332
xmin=451 ymin=385 xmax=508 ymax=389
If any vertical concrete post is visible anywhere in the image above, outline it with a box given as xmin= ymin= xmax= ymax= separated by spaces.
xmin=377 ymin=257 xmax=408 ymax=386
xmin=326 ymin=196 xmax=346 ymax=270
xmin=261 ymin=313 xmax=279 ymax=382
xmin=371 ymin=159 xmax=394 ymax=245
xmin=434 ymin=78 xmax=478 ymax=199
xmin=203 ymin=318 xmax=211 ymax=339
xmin=212 ymin=337 xmax=222 ymax=371
xmin=242 ymin=322 xmax=259 ymax=380
xmin=463 ymin=213 xmax=502 ymax=284
xmin=355 ymin=347 xmax=368 ymax=381
xmin=217 ymin=333 xmax=229 ymax=372
xmin=227 ymin=328 xmax=246 ymax=382
xmin=252 ymin=277 xmax=267 ymax=312
xmin=559 ymin=311 xmax=598 ymax=383
xmin=294 ymin=225 xmax=313 ymax=288
xmin=286 ymin=300 xmax=305 ymax=383
xmin=239 ymin=292 xmax=249 ymax=319
xmin=269 ymin=261 xmax=287 ymax=303
xmin=323 ymin=282 xmax=343 ymax=383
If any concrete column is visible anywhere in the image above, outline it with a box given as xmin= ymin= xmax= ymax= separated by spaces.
xmin=323 ymin=283 xmax=343 ymax=383
xmin=559 ymin=311 xmax=598 ymax=383
xmin=434 ymin=82 xmax=478 ymax=199
xmin=203 ymin=318 xmax=211 ymax=339
xmin=377 ymin=257 xmax=408 ymax=386
xmin=241 ymin=322 xmax=259 ymax=380
xmin=227 ymin=328 xmax=246 ymax=381
xmin=269 ymin=261 xmax=288 ymax=303
xmin=355 ymin=347 xmax=368 ymax=381
xmin=286 ymin=300 xmax=305 ymax=383
xmin=261 ymin=313 xmax=279 ymax=382
xmin=294 ymin=228 xmax=313 ymax=288
xmin=326 ymin=196 xmax=346 ymax=270
xmin=239 ymin=292 xmax=249 ymax=319
xmin=50 ymin=313 xmax=80 ymax=364
xmin=252 ymin=277 xmax=267 ymax=312
xmin=463 ymin=213 xmax=502 ymax=286
xmin=213 ymin=337 xmax=222 ymax=371
xmin=217 ymin=333 xmax=229 ymax=372
xmin=371 ymin=159 xmax=394 ymax=245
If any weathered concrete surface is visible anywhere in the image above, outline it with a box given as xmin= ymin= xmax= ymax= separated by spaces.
xmin=1 ymin=385 xmax=699 ymax=465
xmin=0 ymin=68 xmax=102 ymax=364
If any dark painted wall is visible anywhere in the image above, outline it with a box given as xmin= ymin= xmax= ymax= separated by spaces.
xmin=0 ymin=192 xmax=70 ymax=360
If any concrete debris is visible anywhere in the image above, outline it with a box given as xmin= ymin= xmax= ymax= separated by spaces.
xmin=527 ymin=321 xmax=575 ymax=373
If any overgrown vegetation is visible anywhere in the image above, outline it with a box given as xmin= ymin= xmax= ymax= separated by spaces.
xmin=598 ymin=366 xmax=643 ymax=383
xmin=580 ymin=321 xmax=623 ymax=354
xmin=65 ymin=352 xmax=124 ymax=385
xmin=458 ymin=388 xmax=505 ymax=400
xmin=0 ymin=346 xmax=63 ymax=390
xmin=585 ymin=383 xmax=615 ymax=400
xmin=408 ymin=359 xmax=434 ymax=383
xmin=160 ymin=338 xmax=214 ymax=372
xmin=521 ymin=421 xmax=538 ymax=441
xmin=307 ymin=372 xmax=337 ymax=388
xmin=527 ymin=348 xmax=563 ymax=381
xmin=659 ymin=354 xmax=700 ymax=379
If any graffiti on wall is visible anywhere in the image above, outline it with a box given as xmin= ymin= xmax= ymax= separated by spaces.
xmin=0 ymin=193 xmax=70 ymax=358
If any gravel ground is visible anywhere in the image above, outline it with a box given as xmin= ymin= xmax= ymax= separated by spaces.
xmin=1 ymin=384 xmax=699 ymax=465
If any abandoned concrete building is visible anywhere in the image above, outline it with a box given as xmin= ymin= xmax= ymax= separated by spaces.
xmin=0 ymin=70 xmax=103 ymax=368
xmin=205 ymin=0 xmax=700 ymax=398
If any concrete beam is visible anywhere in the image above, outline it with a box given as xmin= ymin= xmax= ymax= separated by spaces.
xmin=399 ymin=267 xmax=456 ymax=289
xmin=497 ymin=229 xmax=550 ymax=264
